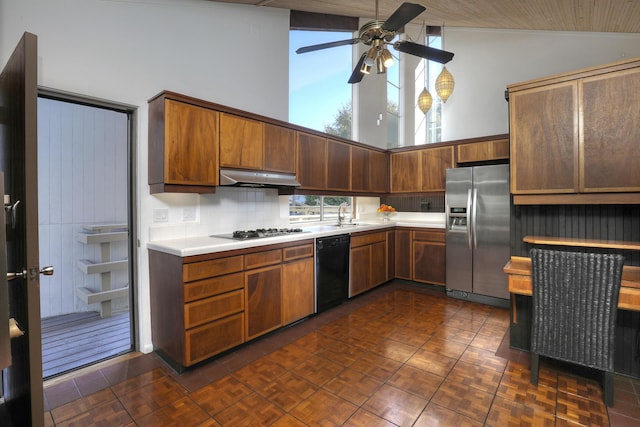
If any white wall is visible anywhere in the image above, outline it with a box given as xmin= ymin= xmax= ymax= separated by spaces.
xmin=1 ymin=0 xmax=290 ymax=354
xmin=3 ymin=0 xmax=640 ymax=355
xmin=441 ymin=28 xmax=640 ymax=140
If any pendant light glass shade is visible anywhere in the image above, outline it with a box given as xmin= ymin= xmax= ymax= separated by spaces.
xmin=418 ymin=88 xmax=433 ymax=114
xmin=435 ymin=66 xmax=455 ymax=103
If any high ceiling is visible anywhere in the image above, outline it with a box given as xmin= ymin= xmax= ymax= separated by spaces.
xmin=207 ymin=0 xmax=640 ymax=33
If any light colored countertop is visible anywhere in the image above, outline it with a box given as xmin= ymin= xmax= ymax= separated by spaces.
xmin=147 ymin=220 xmax=445 ymax=257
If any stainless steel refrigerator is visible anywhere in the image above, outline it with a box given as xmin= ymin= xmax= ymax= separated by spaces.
xmin=445 ymin=164 xmax=510 ymax=302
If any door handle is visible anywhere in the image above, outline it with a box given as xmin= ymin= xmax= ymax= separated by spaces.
xmin=7 ymin=269 xmax=26 ymax=281
xmin=466 ymin=189 xmax=472 ymax=249
xmin=472 ymin=188 xmax=478 ymax=249
xmin=7 ymin=266 xmax=53 ymax=281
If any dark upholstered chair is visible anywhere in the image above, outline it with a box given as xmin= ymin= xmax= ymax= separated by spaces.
xmin=530 ymin=248 xmax=624 ymax=407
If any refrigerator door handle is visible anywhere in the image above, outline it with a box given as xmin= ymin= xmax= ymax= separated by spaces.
xmin=466 ymin=189 xmax=472 ymax=249
xmin=472 ymin=188 xmax=478 ymax=249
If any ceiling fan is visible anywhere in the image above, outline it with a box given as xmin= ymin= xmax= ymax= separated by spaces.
xmin=295 ymin=1 xmax=454 ymax=84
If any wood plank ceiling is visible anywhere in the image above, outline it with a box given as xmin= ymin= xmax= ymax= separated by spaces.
xmin=206 ymin=0 xmax=640 ymax=33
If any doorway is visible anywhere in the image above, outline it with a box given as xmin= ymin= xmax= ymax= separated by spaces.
xmin=37 ymin=93 xmax=136 ymax=378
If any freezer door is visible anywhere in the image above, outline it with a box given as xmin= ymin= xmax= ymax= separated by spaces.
xmin=472 ymin=164 xmax=510 ymax=299
xmin=445 ymin=168 xmax=473 ymax=293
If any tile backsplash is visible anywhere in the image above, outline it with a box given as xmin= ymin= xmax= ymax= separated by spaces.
xmin=149 ymin=187 xmax=287 ymax=241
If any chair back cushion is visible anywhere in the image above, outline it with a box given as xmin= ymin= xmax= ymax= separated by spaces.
xmin=530 ymin=248 xmax=624 ymax=371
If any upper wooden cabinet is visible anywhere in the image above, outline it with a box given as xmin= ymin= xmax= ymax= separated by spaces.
xmin=352 ymin=146 xmax=388 ymax=193
xmin=219 ymin=113 xmax=263 ymax=170
xmin=581 ymin=68 xmax=640 ymax=193
xmin=390 ymin=150 xmax=421 ymax=193
xmin=219 ymin=115 xmax=297 ymax=174
xmin=390 ymin=146 xmax=453 ymax=193
xmin=421 ymin=146 xmax=454 ymax=192
xmin=327 ymin=139 xmax=351 ymax=191
xmin=508 ymin=58 xmax=640 ymax=203
xmin=509 ymin=81 xmax=578 ymax=194
xmin=263 ymin=123 xmax=296 ymax=173
xmin=457 ymin=138 xmax=509 ymax=164
xmin=148 ymin=95 xmax=219 ymax=193
xmin=297 ymin=131 xmax=327 ymax=190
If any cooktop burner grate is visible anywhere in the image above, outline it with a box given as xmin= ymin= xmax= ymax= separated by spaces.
xmin=230 ymin=228 xmax=305 ymax=240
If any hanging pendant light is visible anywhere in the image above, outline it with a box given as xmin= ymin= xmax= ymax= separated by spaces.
xmin=435 ymin=23 xmax=454 ymax=103
xmin=435 ymin=66 xmax=455 ymax=103
xmin=418 ymin=87 xmax=433 ymax=114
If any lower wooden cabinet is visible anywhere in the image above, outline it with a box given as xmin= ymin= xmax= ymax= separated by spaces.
xmin=185 ymin=312 xmax=244 ymax=365
xmin=395 ymin=229 xmax=412 ymax=280
xmin=282 ymin=244 xmax=315 ymax=324
xmin=149 ymin=240 xmax=315 ymax=369
xmin=245 ymin=264 xmax=282 ymax=340
xmin=412 ymin=230 xmax=446 ymax=285
xmin=395 ymin=227 xmax=446 ymax=286
xmin=349 ymin=230 xmax=390 ymax=297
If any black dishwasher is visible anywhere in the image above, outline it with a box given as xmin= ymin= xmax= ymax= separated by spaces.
xmin=315 ymin=234 xmax=350 ymax=312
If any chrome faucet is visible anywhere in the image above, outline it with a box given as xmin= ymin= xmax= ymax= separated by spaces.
xmin=338 ymin=202 xmax=348 ymax=226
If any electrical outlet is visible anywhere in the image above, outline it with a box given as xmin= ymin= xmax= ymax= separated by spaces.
xmin=182 ymin=207 xmax=196 ymax=222
xmin=153 ymin=208 xmax=169 ymax=223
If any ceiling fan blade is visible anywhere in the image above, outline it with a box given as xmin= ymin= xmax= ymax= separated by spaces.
xmin=393 ymin=40 xmax=454 ymax=64
xmin=348 ymin=53 xmax=367 ymax=84
xmin=382 ymin=2 xmax=426 ymax=32
xmin=296 ymin=38 xmax=360 ymax=54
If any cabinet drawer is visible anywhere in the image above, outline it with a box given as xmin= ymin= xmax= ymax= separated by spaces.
xmin=283 ymin=244 xmax=314 ymax=262
xmin=183 ymin=272 xmax=244 ymax=302
xmin=183 ymin=256 xmax=243 ymax=282
xmin=185 ymin=312 xmax=244 ymax=365
xmin=244 ymin=249 xmax=282 ymax=270
xmin=413 ymin=230 xmax=445 ymax=243
xmin=184 ymin=289 xmax=244 ymax=329
xmin=351 ymin=231 xmax=386 ymax=247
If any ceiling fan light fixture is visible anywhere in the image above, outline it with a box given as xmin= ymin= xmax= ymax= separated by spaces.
xmin=418 ymin=87 xmax=433 ymax=114
xmin=360 ymin=61 xmax=371 ymax=75
xmin=380 ymin=48 xmax=394 ymax=67
xmin=365 ymin=47 xmax=377 ymax=66
xmin=436 ymin=66 xmax=455 ymax=103
xmin=376 ymin=55 xmax=386 ymax=74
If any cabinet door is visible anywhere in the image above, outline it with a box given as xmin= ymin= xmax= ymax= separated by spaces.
xmin=421 ymin=146 xmax=454 ymax=192
xmin=370 ymin=241 xmax=387 ymax=287
xmin=390 ymin=151 xmax=421 ymax=193
xmin=351 ymin=145 xmax=368 ymax=192
xmin=349 ymin=246 xmax=370 ymax=297
xmin=327 ymin=139 xmax=351 ymax=191
xmin=413 ymin=241 xmax=446 ymax=285
xmin=457 ymin=139 xmax=509 ymax=164
xmin=264 ymin=123 xmax=296 ymax=173
xmin=581 ymin=67 xmax=640 ymax=192
xmin=395 ymin=229 xmax=411 ymax=280
xmin=282 ymin=257 xmax=315 ymax=324
xmin=386 ymin=230 xmax=395 ymax=280
xmin=185 ymin=313 xmax=244 ymax=365
xmin=245 ymin=265 xmax=282 ymax=340
xmin=219 ymin=112 xmax=263 ymax=169
xmin=163 ymin=99 xmax=219 ymax=186
xmin=509 ymin=82 xmax=579 ymax=194
xmin=297 ymin=132 xmax=327 ymax=189
xmin=369 ymin=150 xmax=388 ymax=193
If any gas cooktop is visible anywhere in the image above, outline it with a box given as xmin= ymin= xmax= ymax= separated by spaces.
xmin=212 ymin=228 xmax=306 ymax=240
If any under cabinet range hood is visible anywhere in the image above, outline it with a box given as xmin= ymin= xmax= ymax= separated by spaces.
xmin=219 ymin=168 xmax=301 ymax=188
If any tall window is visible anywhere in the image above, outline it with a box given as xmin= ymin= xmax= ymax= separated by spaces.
xmin=424 ymin=32 xmax=443 ymax=144
xmin=289 ymin=30 xmax=353 ymax=137
xmin=386 ymin=41 xmax=400 ymax=147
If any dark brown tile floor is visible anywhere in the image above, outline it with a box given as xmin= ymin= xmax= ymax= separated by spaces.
xmin=43 ymin=281 xmax=640 ymax=426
